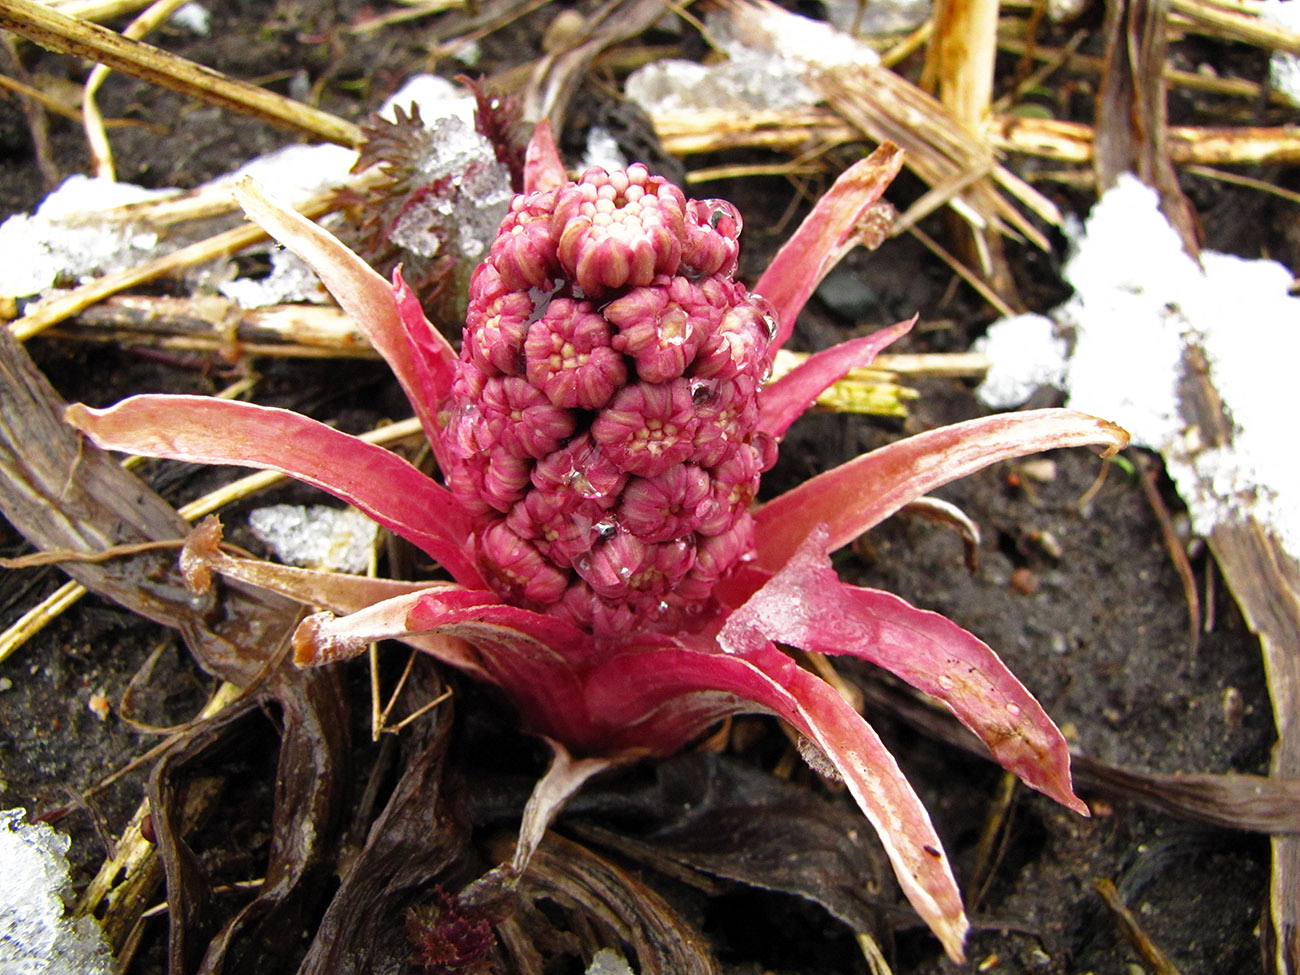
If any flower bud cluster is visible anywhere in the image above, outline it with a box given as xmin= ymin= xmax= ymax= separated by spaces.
xmin=444 ymin=164 xmax=778 ymax=637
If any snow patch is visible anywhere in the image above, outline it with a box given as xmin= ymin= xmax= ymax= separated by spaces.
xmin=248 ymin=504 xmax=380 ymax=574
xmin=626 ymin=7 xmax=877 ymax=115
xmin=0 ymin=810 xmax=114 ymax=975
xmin=976 ymin=174 xmax=1300 ymax=561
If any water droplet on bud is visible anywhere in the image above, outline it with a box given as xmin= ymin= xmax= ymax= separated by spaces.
xmin=703 ymin=200 xmax=742 ymax=237
xmin=750 ymin=294 xmax=780 ymax=342
xmin=689 ymin=378 xmax=717 ymax=404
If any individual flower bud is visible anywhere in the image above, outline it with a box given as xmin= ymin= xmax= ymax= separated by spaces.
xmin=711 ymin=440 xmax=763 ymax=511
xmin=478 ymin=376 xmax=576 ymax=459
xmin=552 ymin=164 xmax=686 ymax=296
xmin=531 ymin=434 xmax=627 ymax=510
xmin=480 ymin=447 xmax=533 ymax=512
xmin=487 ymin=188 xmax=561 ymax=291
xmin=681 ymin=198 xmax=742 ymax=278
xmin=577 ymin=531 xmax=695 ymax=601
xmin=691 ymin=374 xmax=761 ymax=468
xmin=691 ymin=294 xmax=777 ymax=381
xmin=617 ymin=465 xmax=713 ymax=544
xmin=605 ymin=274 xmax=719 ymax=383
xmin=464 ymin=263 xmax=532 ymax=376
xmin=524 ymin=298 xmax=627 ymax=409
xmin=673 ymin=515 xmax=756 ymax=601
xmin=476 ymin=519 xmax=569 ymax=606
xmin=591 ymin=379 xmax=700 ymax=477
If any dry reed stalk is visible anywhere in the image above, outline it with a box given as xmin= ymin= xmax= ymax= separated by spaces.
xmin=997 ymin=34 xmax=1293 ymax=104
xmin=926 ymin=0 xmax=1017 ymax=300
xmin=0 ymin=0 xmax=364 ymax=147
xmin=1169 ymin=0 xmax=1300 ymax=55
xmin=993 ymin=116 xmax=1300 ymax=165
xmin=652 ymin=107 xmax=1300 ymax=170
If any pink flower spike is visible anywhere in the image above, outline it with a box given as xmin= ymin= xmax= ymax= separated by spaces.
xmin=721 ymin=528 xmax=1088 ymax=814
xmin=754 ymin=408 xmax=1130 ymax=572
xmin=758 ymin=318 xmax=913 ymax=441
xmin=754 ymin=143 xmax=905 ymax=350
xmin=65 ymin=395 xmax=484 ymax=586
xmin=232 ymin=179 xmax=455 ymax=447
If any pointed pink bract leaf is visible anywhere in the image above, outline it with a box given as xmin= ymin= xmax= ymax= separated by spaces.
xmin=755 ymin=143 xmax=904 ymax=350
xmin=754 ymin=408 xmax=1129 ymax=572
xmin=391 ymin=269 xmax=458 ymax=473
xmin=295 ymin=587 xmax=607 ymax=748
xmin=399 ymin=588 xmax=607 ymax=747
xmin=293 ymin=589 xmax=491 ymax=678
xmin=66 ymin=395 xmax=484 ymax=586
xmin=524 ymin=118 xmax=566 ymax=193
xmin=758 ymin=319 xmax=913 ymax=441
xmin=581 ymin=641 xmax=969 ymax=962
xmin=180 ymin=514 xmax=437 ymax=609
xmin=232 ymin=179 xmax=457 ymax=450
xmin=720 ymin=531 xmax=1088 ymax=814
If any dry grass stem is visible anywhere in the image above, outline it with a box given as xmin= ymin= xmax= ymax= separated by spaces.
xmin=6 ymin=190 xmax=339 ymax=341
xmin=48 ymin=0 xmax=154 ymax=21
xmin=1170 ymin=0 xmax=1300 ymax=55
xmin=1095 ymin=878 xmax=1186 ymax=975
xmin=51 ymin=298 xmax=376 ymax=359
xmin=81 ymin=0 xmax=196 ymax=181
xmin=0 ymin=0 xmax=364 ymax=147
xmin=997 ymin=34 xmax=1293 ymax=104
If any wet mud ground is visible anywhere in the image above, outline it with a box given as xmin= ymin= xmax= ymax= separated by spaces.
xmin=0 ymin=0 xmax=1288 ymax=971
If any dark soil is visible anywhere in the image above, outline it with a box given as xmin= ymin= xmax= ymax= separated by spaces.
xmin=0 ymin=2 xmax=1287 ymax=973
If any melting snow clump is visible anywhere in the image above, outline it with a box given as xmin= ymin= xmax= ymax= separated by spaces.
xmin=0 ymin=810 xmax=114 ymax=975
xmin=972 ymin=313 xmax=1069 ymax=409
xmin=586 ymin=948 xmax=634 ymax=975
xmin=1261 ymin=0 xmax=1300 ymax=106
xmin=626 ymin=6 xmax=877 ymax=115
xmin=248 ymin=504 xmax=380 ymax=574
xmin=0 ymin=176 xmax=174 ymax=300
xmin=819 ymin=0 xmax=932 ymax=35
xmin=977 ymin=174 xmax=1300 ymax=562
xmin=168 ymin=2 xmax=211 ymax=35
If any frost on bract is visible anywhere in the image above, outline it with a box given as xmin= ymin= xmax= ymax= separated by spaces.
xmin=0 ymin=810 xmax=114 ymax=975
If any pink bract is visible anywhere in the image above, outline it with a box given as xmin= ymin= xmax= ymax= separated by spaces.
xmin=65 ymin=131 xmax=1128 ymax=962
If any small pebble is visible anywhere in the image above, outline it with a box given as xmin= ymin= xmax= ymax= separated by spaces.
xmin=1009 ymin=567 xmax=1040 ymax=594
